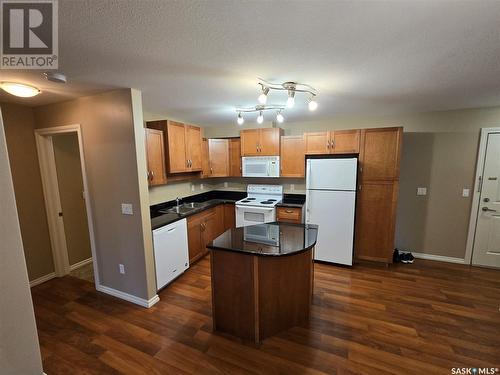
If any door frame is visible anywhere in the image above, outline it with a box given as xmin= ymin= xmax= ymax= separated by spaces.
xmin=34 ymin=124 xmax=100 ymax=286
xmin=464 ymin=127 xmax=500 ymax=265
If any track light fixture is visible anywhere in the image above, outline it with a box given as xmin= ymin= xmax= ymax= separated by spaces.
xmin=308 ymin=97 xmax=318 ymax=111
xmin=258 ymin=85 xmax=270 ymax=104
xmin=237 ymin=112 xmax=244 ymax=125
xmin=235 ymin=104 xmax=285 ymax=124
xmin=234 ymin=79 xmax=318 ymax=125
xmin=276 ymin=111 xmax=284 ymax=123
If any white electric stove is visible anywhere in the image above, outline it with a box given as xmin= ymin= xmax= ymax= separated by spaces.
xmin=235 ymin=185 xmax=283 ymax=227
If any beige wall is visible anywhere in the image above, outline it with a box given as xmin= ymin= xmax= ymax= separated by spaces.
xmin=0 ymin=108 xmax=43 ymax=375
xmin=52 ymin=133 xmax=92 ymax=266
xmin=203 ymin=106 xmax=500 ymax=259
xmin=1 ymin=102 xmax=54 ymax=281
xmin=34 ymin=89 xmax=156 ymax=300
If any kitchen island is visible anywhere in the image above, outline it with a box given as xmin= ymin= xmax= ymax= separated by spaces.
xmin=207 ymin=222 xmax=318 ymax=343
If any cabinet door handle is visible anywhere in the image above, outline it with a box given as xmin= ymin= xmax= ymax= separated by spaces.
xmin=150 ymin=171 xmax=154 ymax=180
xmin=331 ymin=139 xmax=335 ymax=149
xmin=327 ymin=140 xmax=330 ymax=149
xmin=147 ymin=171 xmax=151 ymax=181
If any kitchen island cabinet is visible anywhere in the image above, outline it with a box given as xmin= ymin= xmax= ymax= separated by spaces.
xmin=208 ymin=222 xmax=318 ymax=343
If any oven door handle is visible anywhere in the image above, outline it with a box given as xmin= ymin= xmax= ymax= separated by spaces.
xmin=236 ymin=205 xmax=276 ymax=212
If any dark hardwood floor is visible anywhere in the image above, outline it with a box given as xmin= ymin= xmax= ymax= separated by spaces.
xmin=32 ymin=256 xmax=500 ymax=374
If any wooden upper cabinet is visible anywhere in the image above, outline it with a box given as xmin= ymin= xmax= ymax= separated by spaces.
xmin=146 ymin=120 xmax=203 ymax=174
xmin=209 ymin=139 xmax=229 ymax=177
xmin=145 ymin=128 xmax=167 ymax=186
xmin=360 ymin=127 xmax=402 ymax=181
xmin=228 ymin=138 xmax=242 ymax=176
xmin=240 ymin=129 xmax=261 ymax=156
xmin=259 ymin=128 xmax=281 ymax=155
xmin=166 ymin=121 xmax=187 ymax=173
xmin=185 ymin=125 xmax=202 ymax=171
xmin=304 ymin=131 xmax=330 ymax=154
xmin=240 ymin=128 xmax=282 ymax=156
xmin=305 ymin=130 xmax=360 ymax=155
xmin=332 ymin=130 xmax=360 ymax=154
xmin=280 ymin=135 xmax=305 ymax=177
xmin=201 ymin=138 xmax=210 ymax=178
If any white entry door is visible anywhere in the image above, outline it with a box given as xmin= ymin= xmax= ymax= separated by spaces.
xmin=472 ymin=133 xmax=500 ymax=267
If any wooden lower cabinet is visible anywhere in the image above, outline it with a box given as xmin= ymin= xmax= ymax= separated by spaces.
xmin=187 ymin=204 xmax=226 ymax=264
xmin=276 ymin=206 xmax=302 ymax=223
xmin=355 ymin=181 xmax=399 ymax=263
xmin=223 ymin=203 xmax=235 ymax=230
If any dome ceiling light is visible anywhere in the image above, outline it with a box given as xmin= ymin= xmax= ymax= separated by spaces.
xmin=0 ymin=82 xmax=41 ymax=97
xmin=235 ymin=79 xmax=318 ymax=124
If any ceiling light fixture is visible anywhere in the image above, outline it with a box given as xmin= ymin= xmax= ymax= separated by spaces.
xmin=235 ymin=104 xmax=285 ymax=124
xmin=257 ymin=111 xmax=264 ymax=124
xmin=258 ymin=85 xmax=270 ymax=104
xmin=308 ymin=97 xmax=318 ymax=111
xmin=237 ymin=112 xmax=244 ymax=125
xmin=276 ymin=111 xmax=284 ymax=123
xmin=286 ymin=90 xmax=295 ymax=108
xmin=0 ymin=82 xmax=41 ymax=97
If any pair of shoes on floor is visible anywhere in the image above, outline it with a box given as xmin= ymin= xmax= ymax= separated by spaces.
xmin=400 ymin=252 xmax=415 ymax=264
xmin=393 ymin=249 xmax=415 ymax=264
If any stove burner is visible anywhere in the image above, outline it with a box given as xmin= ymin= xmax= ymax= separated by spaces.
xmin=267 ymin=199 xmax=277 ymax=201
xmin=260 ymin=201 xmax=274 ymax=204
xmin=241 ymin=200 xmax=251 ymax=203
xmin=246 ymin=197 xmax=256 ymax=200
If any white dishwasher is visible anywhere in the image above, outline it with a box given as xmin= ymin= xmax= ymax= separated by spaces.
xmin=152 ymin=218 xmax=189 ymax=291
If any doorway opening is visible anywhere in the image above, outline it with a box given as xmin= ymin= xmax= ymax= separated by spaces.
xmin=35 ymin=124 xmax=99 ymax=285
xmin=465 ymin=127 xmax=500 ymax=268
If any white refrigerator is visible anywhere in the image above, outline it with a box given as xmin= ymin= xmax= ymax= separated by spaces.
xmin=305 ymin=158 xmax=357 ymax=265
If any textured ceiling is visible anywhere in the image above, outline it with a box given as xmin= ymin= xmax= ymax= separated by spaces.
xmin=1 ymin=0 xmax=500 ymax=126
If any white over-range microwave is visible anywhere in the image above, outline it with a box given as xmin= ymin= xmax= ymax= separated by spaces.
xmin=242 ymin=156 xmax=280 ymax=178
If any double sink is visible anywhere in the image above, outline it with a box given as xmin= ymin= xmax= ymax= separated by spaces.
xmin=158 ymin=202 xmax=208 ymax=215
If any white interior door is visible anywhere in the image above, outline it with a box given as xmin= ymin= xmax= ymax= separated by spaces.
xmin=472 ymin=133 xmax=500 ymax=268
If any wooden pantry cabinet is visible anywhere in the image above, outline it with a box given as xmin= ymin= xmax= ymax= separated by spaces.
xmin=240 ymin=128 xmax=283 ymax=156
xmin=145 ymin=128 xmax=167 ymax=186
xmin=304 ymin=130 xmax=360 ymax=155
xmin=146 ymin=120 xmax=202 ymax=174
xmin=280 ymin=135 xmax=305 ymax=177
xmin=355 ymin=127 xmax=403 ymax=263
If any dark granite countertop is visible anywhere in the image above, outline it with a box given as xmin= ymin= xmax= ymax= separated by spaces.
xmin=150 ymin=190 xmax=306 ymax=230
xmin=207 ymin=222 xmax=318 ymax=257
xmin=277 ymin=193 xmax=306 ymax=208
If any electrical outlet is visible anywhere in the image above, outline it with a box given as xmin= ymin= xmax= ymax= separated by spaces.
xmin=191 ymin=183 xmax=195 ymax=192
xmin=416 ymin=187 xmax=427 ymax=196
xmin=200 ymin=183 xmax=204 ymax=190
xmin=290 ymin=184 xmax=295 ymax=192
xmin=119 ymin=264 xmax=125 ymax=274
xmin=224 ymin=182 xmax=228 ymax=188
xmin=121 ymin=203 xmax=133 ymax=215
xmin=462 ymin=188 xmax=470 ymax=197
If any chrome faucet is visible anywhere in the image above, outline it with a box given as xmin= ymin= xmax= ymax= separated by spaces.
xmin=174 ymin=197 xmax=181 ymax=213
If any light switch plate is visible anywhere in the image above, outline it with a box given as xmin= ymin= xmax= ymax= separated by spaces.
xmin=462 ymin=188 xmax=470 ymax=197
xmin=417 ymin=187 xmax=427 ymax=196
xmin=121 ymin=203 xmax=133 ymax=215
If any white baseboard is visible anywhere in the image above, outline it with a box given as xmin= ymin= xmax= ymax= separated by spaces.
xmin=30 ymin=272 xmax=56 ymax=287
xmin=69 ymin=257 xmax=93 ymax=271
xmin=412 ymin=252 xmax=465 ymax=264
xmin=96 ymin=284 xmax=160 ymax=308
